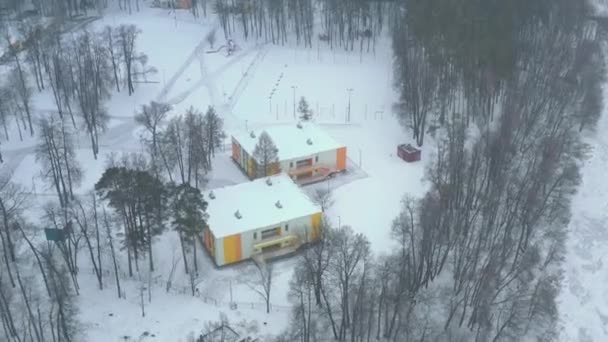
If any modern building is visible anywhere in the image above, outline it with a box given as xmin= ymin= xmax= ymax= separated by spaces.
xmin=231 ymin=123 xmax=347 ymax=184
xmin=201 ymin=173 xmax=323 ymax=267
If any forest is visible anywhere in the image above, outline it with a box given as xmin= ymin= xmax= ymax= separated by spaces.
xmin=0 ymin=0 xmax=605 ymax=341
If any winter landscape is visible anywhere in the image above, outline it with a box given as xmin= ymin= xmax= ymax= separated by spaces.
xmin=0 ymin=0 xmax=607 ymax=341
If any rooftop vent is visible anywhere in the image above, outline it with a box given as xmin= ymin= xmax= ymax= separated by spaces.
xmin=296 ymin=122 xmax=303 ymax=129
xmin=306 ymin=138 xmax=313 ymax=145
xmin=275 ymin=200 xmax=283 ymax=209
xmin=209 ymin=190 xmax=216 ymax=199
xmin=250 ymin=131 xmax=256 ymax=139
xmin=266 ymin=178 xmax=273 ymax=186
xmin=234 ymin=210 xmax=242 ymax=219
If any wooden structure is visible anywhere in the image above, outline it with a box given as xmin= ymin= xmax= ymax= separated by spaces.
xmin=397 ymin=144 xmax=421 ymax=162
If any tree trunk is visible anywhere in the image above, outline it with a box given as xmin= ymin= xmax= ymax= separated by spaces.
xmin=179 ymin=232 xmax=189 ymax=274
xmin=103 ymin=208 xmax=122 ymax=298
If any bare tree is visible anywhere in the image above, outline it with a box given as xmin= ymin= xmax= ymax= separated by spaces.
xmin=4 ymin=34 xmax=34 ymax=137
xmin=103 ymin=26 xmax=122 ymax=92
xmin=117 ymin=24 xmax=140 ymax=95
xmin=165 ymin=242 xmax=181 ymax=293
xmin=163 ymin=108 xmax=211 ymax=188
xmin=311 ymin=188 xmax=334 ymax=212
xmin=135 ymin=101 xmax=172 ymax=178
xmin=243 ymin=261 xmax=274 ymax=313
xmin=0 ymin=176 xmax=27 ymax=289
xmin=0 ymin=87 xmax=11 ymax=141
xmin=393 ymin=23 xmax=437 ymax=147
xmin=102 ymin=207 xmax=122 ymax=299
xmin=72 ymin=31 xmax=110 ymax=159
xmin=46 ymin=46 xmax=77 ymax=128
xmin=8 ymin=67 xmax=34 ymax=137
xmin=252 ymin=131 xmax=279 ymax=178
xmin=203 ymin=106 xmax=225 ymax=163
xmin=70 ymin=194 xmax=103 ymax=290
xmin=20 ymin=21 xmax=45 ymax=92
xmin=36 ymin=116 xmax=82 ymax=208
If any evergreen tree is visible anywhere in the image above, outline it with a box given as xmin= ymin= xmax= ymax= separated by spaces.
xmin=252 ymin=131 xmax=279 ymax=178
xmin=204 ymin=106 xmax=226 ymax=161
xmin=95 ymin=167 xmax=167 ymax=275
xmin=171 ymin=183 xmax=208 ymax=273
xmin=298 ymin=96 xmax=313 ymax=122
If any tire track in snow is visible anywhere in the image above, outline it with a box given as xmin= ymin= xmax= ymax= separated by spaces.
xmin=156 ymin=20 xmax=220 ymax=102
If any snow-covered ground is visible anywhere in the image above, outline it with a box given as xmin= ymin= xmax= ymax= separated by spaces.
xmin=4 ymin=2 xmax=605 ymax=341
xmin=558 ymin=82 xmax=608 ymax=342
xmin=0 ymin=5 xmax=430 ymax=341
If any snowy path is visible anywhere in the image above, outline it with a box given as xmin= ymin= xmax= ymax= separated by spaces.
xmin=559 ymin=84 xmax=608 ymax=341
xmin=156 ymin=19 xmax=219 ymax=103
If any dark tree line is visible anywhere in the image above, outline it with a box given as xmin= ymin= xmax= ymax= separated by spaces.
xmin=212 ymin=0 xmax=390 ymax=50
xmin=278 ymin=0 xmax=605 ymax=341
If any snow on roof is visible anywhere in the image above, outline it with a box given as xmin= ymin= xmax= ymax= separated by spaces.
xmin=204 ymin=173 xmax=321 ymax=238
xmin=233 ymin=123 xmax=344 ymax=161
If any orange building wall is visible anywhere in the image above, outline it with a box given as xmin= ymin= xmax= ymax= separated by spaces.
xmin=336 ymin=147 xmax=347 ymax=171
xmin=231 ymin=140 xmax=240 ymax=162
xmin=203 ymin=228 xmax=215 ymax=256
xmin=223 ymin=234 xmax=242 ymax=264
xmin=179 ymin=0 xmax=192 ymax=9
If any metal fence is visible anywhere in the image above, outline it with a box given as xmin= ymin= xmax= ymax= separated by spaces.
xmin=90 ymin=268 xmax=292 ymax=313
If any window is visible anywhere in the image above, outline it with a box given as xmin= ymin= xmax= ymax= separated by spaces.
xmin=296 ymin=159 xmax=312 ymax=168
xmin=315 ymin=156 xmax=319 ymax=162
xmin=253 ymin=232 xmax=257 ymax=240
xmin=262 ymin=227 xmax=281 ymax=240
xmin=285 ymin=224 xmax=289 ymax=232
xmin=290 ymin=161 xmax=293 ymax=168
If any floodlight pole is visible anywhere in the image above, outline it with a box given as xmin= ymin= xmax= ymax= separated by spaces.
xmin=346 ymin=88 xmax=354 ymax=122
xmin=291 ymin=85 xmax=298 ymax=119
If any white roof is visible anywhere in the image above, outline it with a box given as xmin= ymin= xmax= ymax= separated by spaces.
xmin=233 ymin=123 xmax=344 ymax=162
xmin=204 ymin=173 xmax=321 ymax=238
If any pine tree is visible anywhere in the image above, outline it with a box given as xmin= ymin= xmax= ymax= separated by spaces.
xmin=95 ymin=166 xmax=166 ymax=275
xmin=298 ymin=96 xmax=313 ymax=121
xmin=171 ymin=183 xmax=208 ymax=273
xmin=252 ymin=131 xmax=279 ymax=178
xmin=204 ymin=106 xmax=226 ymax=161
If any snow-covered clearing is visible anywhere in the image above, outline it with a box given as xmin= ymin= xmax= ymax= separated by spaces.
xmin=5 ymin=3 xmax=605 ymax=342
xmin=0 ymin=5 xmax=429 ymax=340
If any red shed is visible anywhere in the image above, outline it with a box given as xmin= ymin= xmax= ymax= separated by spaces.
xmin=397 ymin=144 xmax=421 ymax=162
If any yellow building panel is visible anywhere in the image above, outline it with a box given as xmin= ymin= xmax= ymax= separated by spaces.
xmin=269 ymin=162 xmax=281 ymax=176
xmin=223 ymin=234 xmax=242 ymax=264
xmin=310 ymin=212 xmax=322 ymax=241
xmin=247 ymin=158 xmax=257 ymax=179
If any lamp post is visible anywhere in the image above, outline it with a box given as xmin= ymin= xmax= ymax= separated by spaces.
xmin=338 ymin=215 xmax=341 ymax=229
xmin=291 ymin=85 xmax=298 ymax=119
xmin=269 ymin=96 xmax=272 ymax=117
xmin=346 ymin=88 xmax=354 ymax=122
